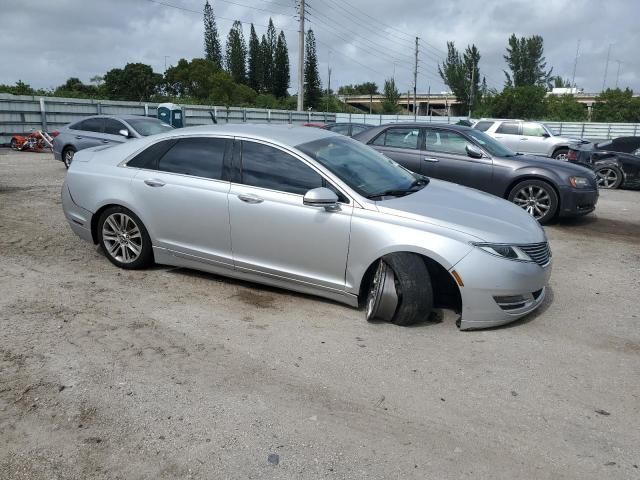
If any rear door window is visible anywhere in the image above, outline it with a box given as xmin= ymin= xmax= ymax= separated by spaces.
xmin=496 ymin=122 xmax=520 ymax=135
xmin=72 ymin=117 xmax=104 ymax=133
xmin=375 ymin=127 xmax=420 ymax=149
xmin=351 ymin=125 xmax=369 ymax=136
xmin=155 ymin=137 xmax=228 ymax=180
xmin=328 ymin=124 xmax=350 ymax=135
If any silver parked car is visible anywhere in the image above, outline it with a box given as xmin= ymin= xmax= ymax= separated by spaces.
xmin=473 ymin=119 xmax=584 ymax=160
xmin=62 ymin=124 xmax=552 ymax=330
xmin=53 ymin=115 xmax=173 ymax=168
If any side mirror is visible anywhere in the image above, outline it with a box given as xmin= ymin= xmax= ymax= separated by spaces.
xmin=465 ymin=143 xmax=484 ymax=159
xmin=303 ymin=187 xmax=340 ymax=211
xmin=542 ymin=132 xmax=551 ymax=138
xmin=118 ymin=129 xmax=130 ymax=138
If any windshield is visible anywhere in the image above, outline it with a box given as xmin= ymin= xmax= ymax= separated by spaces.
xmin=127 ymin=118 xmax=174 ymax=136
xmin=465 ymin=129 xmax=516 ymax=157
xmin=297 ymin=136 xmax=422 ymax=198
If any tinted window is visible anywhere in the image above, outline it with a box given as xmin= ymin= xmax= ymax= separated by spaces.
xmin=127 ymin=139 xmax=178 ymax=169
xmin=104 ymin=118 xmax=127 ymax=136
xmin=382 ymin=128 xmax=420 ymax=149
xmin=466 ymin=130 xmax=516 ymax=157
xmin=157 ymin=138 xmax=227 ymax=179
xmin=351 ymin=125 xmax=369 ymax=136
xmin=72 ymin=117 xmax=103 ymax=133
xmin=241 ymin=141 xmax=322 ymax=195
xmin=425 ymin=129 xmax=468 ymax=155
xmin=473 ymin=121 xmax=493 ymax=132
xmin=522 ymin=122 xmax=546 ymax=137
xmin=127 ymin=117 xmax=174 ymax=136
xmin=328 ymin=124 xmax=351 ymax=135
xmin=496 ymin=122 xmax=520 ymax=135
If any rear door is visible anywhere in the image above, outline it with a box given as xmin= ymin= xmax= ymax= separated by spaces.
xmin=424 ymin=128 xmax=493 ymax=190
xmin=369 ymin=126 xmax=424 ymax=174
xmin=492 ymin=121 xmax=521 ymax=152
xmin=69 ymin=117 xmax=106 ymax=150
xmin=129 ymin=136 xmax=233 ymax=266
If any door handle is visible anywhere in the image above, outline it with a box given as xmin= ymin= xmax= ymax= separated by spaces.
xmin=520 ymin=138 xmax=528 ymax=140
xmin=423 ymin=157 xmax=439 ymax=162
xmin=238 ymin=193 xmax=264 ymax=204
xmin=74 ymin=136 xmax=83 ymax=140
xmin=144 ymin=179 xmax=165 ymax=187
xmin=101 ymin=140 xmax=110 ymax=144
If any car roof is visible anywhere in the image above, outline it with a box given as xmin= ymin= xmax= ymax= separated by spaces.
xmin=70 ymin=114 xmax=162 ymax=123
xmin=367 ymin=122 xmax=477 ymax=133
xmin=154 ymin=123 xmax=340 ymax=147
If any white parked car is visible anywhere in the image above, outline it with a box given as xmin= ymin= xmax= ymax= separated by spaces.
xmin=473 ymin=119 xmax=585 ymax=160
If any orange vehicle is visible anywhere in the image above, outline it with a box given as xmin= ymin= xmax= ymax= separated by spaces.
xmin=10 ymin=130 xmax=58 ymax=152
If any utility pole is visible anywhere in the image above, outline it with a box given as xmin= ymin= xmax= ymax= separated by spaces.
xmin=571 ymin=39 xmax=580 ymax=88
xmin=468 ymin=60 xmax=475 ymax=119
xmin=297 ymin=0 xmax=305 ymax=111
xmin=326 ymin=54 xmax=332 ymax=113
xmin=164 ymin=56 xmax=170 ymax=72
xmin=602 ymin=43 xmax=611 ymax=92
xmin=413 ymin=36 xmax=419 ymax=120
xmin=615 ymin=60 xmax=621 ymax=88
xmin=426 ymin=85 xmax=431 ymax=119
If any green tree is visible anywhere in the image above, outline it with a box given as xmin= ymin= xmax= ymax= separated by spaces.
xmin=503 ymin=34 xmax=552 ymax=87
xmin=381 ymin=77 xmax=400 ymax=113
xmin=54 ymin=77 xmax=98 ymax=98
xmin=544 ymin=94 xmax=586 ymax=121
xmin=273 ymin=30 xmax=290 ymax=98
xmin=487 ymin=85 xmax=546 ymax=119
xmin=259 ymin=35 xmax=271 ymax=94
xmin=592 ymin=88 xmax=640 ymax=122
xmin=0 ymin=80 xmax=36 ymax=95
xmin=337 ymin=82 xmax=379 ymax=95
xmin=438 ymin=42 xmax=481 ymax=113
xmin=103 ymin=63 xmax=161 ymax=101
xmin=552 ymin=76 xmax=572 ymax=88
xmin=247 ymin=24 xmax=262 ymax=92
xmin=203 ymin=0 xmax=223 ymax=68
xmin=304 ymin=29 xmax=322 ymax=109
xmin=225 ymin=21 xmax=247 ymax=84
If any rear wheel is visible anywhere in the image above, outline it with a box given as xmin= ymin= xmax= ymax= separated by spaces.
xmin=365 ymin=253 xmax=433 ymax=326
xmin=97 ymin=207 xmax=153 ymax=269
xmin=62 ymin=147 xmax=76 ymax=169
xmin=508 ymin=179 xmax=558 ymax=224
xmin=553 ymin=148 xmax=569 ymax=160
xmin=10 ymin=138 xmax=18 ymax=150
xmin=594 ymin=165 xmax=622 ymax=189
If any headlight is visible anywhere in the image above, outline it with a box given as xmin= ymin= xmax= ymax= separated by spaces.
xmin=569 ymin=176 xmax=590 ymax=188
xmin=472 ymin=243 xmax=532 ymax=262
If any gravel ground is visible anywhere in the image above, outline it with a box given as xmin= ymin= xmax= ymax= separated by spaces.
xmin=1 ymin=150 xmax=639 ymax=480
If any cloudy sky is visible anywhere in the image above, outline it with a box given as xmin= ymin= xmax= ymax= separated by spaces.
xmin=1 ymin=0 xmax=638 ymax=95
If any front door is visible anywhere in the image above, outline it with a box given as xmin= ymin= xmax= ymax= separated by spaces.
xmin=424 ymin=128 xmax=493 ymax=191
xmin=519 ymin=122 xmax=551 ymax=155
xmin=228 ymin=140 xmax=352 ymax=291
xmin=130 ymin=136 xmax=233 ymax=266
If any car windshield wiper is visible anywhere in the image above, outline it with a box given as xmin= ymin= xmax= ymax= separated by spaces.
xmin=366 ymin=177 xmax=429 ymax=200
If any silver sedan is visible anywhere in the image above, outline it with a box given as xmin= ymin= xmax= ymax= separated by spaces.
xmin=62 ymin=124 xmax=552 ymax=330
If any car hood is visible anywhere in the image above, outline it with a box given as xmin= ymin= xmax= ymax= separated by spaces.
xmin=376 ymin=179 xmax=546 ymax=244
xmin=511 ymin=153 xmax=596 ymax=175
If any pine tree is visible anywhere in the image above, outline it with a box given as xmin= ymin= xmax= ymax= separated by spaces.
xmin=225 ymin=21 xmax=247 ymax=84
xmin=273 ymin=30 xmax=290 ymax=98
xmin=203 ymin=0 xmax=222 ymax=69
xmin=260 ymin=35 xmax=270 ymax=93
xmin=247 ymin=24 xmax=262 ymax=92
xmin=304 ymin=29 xmax=322 ymax=109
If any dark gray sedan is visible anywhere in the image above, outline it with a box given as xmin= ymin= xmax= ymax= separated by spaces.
xmin=354 ymin=123 xmax=599 ymax=224
xmin=53 ymin=115 xmax=173 ymax=168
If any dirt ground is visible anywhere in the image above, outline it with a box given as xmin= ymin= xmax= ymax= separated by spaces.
xmin=1 ymin=150 xmax=639 ymax=480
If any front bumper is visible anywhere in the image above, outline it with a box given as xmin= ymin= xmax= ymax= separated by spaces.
xmin=558 ymin=185 xmax=598 ymax=217
xmin=452 ymin=248 xmax=552 ymax=330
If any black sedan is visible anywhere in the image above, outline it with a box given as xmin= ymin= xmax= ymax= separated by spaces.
xmin=354 ymin=123 xmax=599 ymax=224
xmin=567 ymin=136 xmax=640 ymax=189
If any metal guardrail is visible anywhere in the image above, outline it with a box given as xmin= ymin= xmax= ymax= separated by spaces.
xmin=0 ymin=93 xmax=336 ymax=143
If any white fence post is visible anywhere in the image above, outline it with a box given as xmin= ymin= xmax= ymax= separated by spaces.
xmin=39 ymin=98 xmax=47 ymax=131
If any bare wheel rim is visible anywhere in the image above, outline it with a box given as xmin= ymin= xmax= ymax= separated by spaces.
xmin=366 ymin=261 xmax=385 ymax=319
xmin=596 ymin=168 xmax=618 ymax=188
xmin=102 ymin=213 xmax=143 ymax=264
xmin=64 ymin=150 xmax=74 ymax=167
xmin=555 ymin=152 xmax=568 ymax=160
xmin=512 ymin=185 xmax=552 ymax=219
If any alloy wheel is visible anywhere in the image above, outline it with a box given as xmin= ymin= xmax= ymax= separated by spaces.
xmin=555 ymin=152 xmax=568 ymax=161
xmin=63 ymin=150 xmax=74 ymax=168
xmin=596 ymin=168 xmax=619 ymax=189
xmin=101 ymin=212 xmax=143 ymax=263
xmin=512 ymin=185 xmax=552 ymax=220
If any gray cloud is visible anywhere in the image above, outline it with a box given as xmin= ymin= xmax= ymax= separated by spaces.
xmin=1 ymin=0 xmax=638 ymax=95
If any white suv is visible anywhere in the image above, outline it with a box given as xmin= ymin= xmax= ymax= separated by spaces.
xmin=473 ymin=119 xmax=582 ymax=160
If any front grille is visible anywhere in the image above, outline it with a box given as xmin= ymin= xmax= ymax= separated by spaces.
xmin=518 ymin=242 xmax=551 ymax=267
